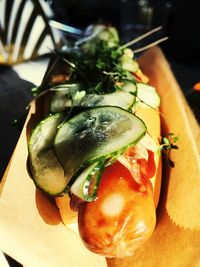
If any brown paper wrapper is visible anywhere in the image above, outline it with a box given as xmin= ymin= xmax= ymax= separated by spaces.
xmin=1 ymin=47 xmax=200 ymax=267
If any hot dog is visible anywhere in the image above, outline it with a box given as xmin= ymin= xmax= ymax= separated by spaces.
xmin=29 ymin=24 xmax=162 ymax=259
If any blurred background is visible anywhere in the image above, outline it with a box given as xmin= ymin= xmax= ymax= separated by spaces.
xmin=0 ymin=0 xmax=200 ymax=266
xmin=51 ymin=0 xmax=200 ymax=67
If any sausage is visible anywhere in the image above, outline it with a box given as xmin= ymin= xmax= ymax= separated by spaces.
xmin=78 ymin=160 xmax=156 ymax=258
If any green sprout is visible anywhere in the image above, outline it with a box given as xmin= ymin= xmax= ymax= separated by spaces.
xmin=158 ymin=132 xmax=179 ymax=168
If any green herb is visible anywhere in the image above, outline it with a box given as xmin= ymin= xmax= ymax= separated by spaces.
xmin=31 ymin=25 xmax=167 ymax=100
xmin=158 ymin=132 xmax=179 ymax=167
xmin=31 ymin=86 xmax=40 ymax=97
xmin=55 ymin=37 xmax=136 ymax=95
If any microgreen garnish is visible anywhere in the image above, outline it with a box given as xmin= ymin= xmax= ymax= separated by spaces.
xmin=54 ymin=36 xmax=136 ymax=95
xmin=158 ymin=133 xmax=179 ymax=167
xmin=131 ymin=37 xmax=169 ymax=54
xmin=31 ymin=87 xmax=40 ymax=97
xmin=118 ymin=26 xmax=163 ymax=51
xmin=31 ymin=24 xmax=168 ymax=101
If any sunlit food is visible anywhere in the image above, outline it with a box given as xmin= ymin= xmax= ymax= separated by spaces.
xmin=28 ymin=24 xmax=164 ymax=258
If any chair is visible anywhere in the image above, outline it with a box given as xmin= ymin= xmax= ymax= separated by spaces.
xmin=0 ymin=0 xmax=60 ymax=65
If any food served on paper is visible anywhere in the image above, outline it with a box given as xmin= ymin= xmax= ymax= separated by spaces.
xmin=28 ymin=24 xmax=163 ymax=258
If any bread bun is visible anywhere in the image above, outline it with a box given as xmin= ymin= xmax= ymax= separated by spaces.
xmin=55 ymin=194 xmax=77 ymax=231
xmin=135 ymin=107 xmax=162 ymax=208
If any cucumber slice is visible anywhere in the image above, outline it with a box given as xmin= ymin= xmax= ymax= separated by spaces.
xmin=80 ymin=91 xmax=135 ymax=110
xmin=54 ymin=106 xmax=146 ymax=180
xmin=71 ymin=161 xmax=105 ymax=202
xmin=121 ymin=80 xmax=137 ymax=94
xmin=51 ymin=90 xmax=72 ymax=113
xmin=28 ymin=113 xmax=69 ymax=196
xmin=136 ymin=83 xmax=161 ymax=109
xmin=50 ymin=89 xmax=135 ymax=113
xmin=50 ymin=84 xmax=81 ymax=113
xmin=119 ymin=54 xmax=139 ymax=73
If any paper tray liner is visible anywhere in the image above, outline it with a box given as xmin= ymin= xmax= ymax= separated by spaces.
xmin=1 ymin=47 xmax=200 ymax=267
